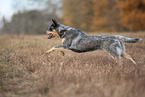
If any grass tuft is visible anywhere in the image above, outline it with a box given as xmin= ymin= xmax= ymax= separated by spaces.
xmin=0 ymin=33 xmax=145 ymax=97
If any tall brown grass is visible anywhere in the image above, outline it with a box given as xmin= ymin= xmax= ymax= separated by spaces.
xmin=0 ymin=32 xmax=145 ymax=97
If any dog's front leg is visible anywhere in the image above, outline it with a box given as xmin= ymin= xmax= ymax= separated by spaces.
xmin=44 ymin=45 xmax=65 ymax=56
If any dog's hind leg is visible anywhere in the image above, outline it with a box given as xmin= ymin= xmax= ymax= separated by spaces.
xmin=119 ymin=40 xmax=137 ymax=64
xmin=106 ymin=40 xmax=123 ymax=65
xmin=106 ymin=48 xmax=123 ymax=65
xmin=122 ymin=53 xmax=137 ymax=65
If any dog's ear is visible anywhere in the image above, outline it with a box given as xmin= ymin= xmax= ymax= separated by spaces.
xmin=52 ymin=19 xmax=58 ymax=27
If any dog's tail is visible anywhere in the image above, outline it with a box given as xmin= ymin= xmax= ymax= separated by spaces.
xmin=113 ymin=35 xmax=142 ymax=43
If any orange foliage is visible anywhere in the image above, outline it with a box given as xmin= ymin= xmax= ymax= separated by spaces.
xmin=118 ymin=0 xmax=145 ymax=31
xmin=62 ymin=0 xmax=145 ymax=32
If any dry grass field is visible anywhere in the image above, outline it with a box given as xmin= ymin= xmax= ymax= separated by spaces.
xmin=0 ymin=32 xmax=145 ymax=97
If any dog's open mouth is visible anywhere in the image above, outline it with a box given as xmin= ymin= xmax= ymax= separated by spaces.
xmin=45 ymin=30 xmax=59 ymax=39
xmin=47 ymin=33 xmax=53 ymax=39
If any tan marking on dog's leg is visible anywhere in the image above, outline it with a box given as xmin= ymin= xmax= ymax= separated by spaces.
xmin=45 ymin=47 xmax=56 ymax=54
xmin=62 ymin=38 xmax=65 ymax=43
xmin=60 ymin=51 xmax=65 ymax=56
xmin=44 ymin=47 xmax=65 ymax=56
xmin=123 ymin=54 xmax=137 ymax=64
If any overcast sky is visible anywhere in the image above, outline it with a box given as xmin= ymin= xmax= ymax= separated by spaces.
xmin=0 ymin=0 xmax=44 ymax=21
xmin=0 ymin=0 xmax=14 ymax=20
xmin=0 ymin=0 xmax=39 ymax=28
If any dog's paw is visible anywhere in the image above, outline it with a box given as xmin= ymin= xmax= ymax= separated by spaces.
xmin=60 ymin=51 xmax=65 ymax=56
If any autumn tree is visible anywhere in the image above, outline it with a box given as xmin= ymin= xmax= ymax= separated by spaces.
xmin=63 ymin=0 xmax=94 ymax=31
xmin=62 ymin=0 xmax=79 ymax=28
xmin=118 ymin=0 xmax=145 ymax=31
xmin=91 ymin=0 xmax=121 ymax=32
xmin=63 ymin=0 xmax=122 ymax=32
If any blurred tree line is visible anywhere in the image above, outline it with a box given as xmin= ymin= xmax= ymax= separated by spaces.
xmin=1 ymin=0 xmax=145 ymax=34
xmin=2 ymin=10 xmax=60 ymax=34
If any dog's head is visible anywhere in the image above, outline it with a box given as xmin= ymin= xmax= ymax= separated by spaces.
xmin=45 ymin=19 xmax=68 ymax=39
xmin=45 ymin=29 xmax=59 ymax=39
xmin=44 ymin=19 xmax=59 ymax=39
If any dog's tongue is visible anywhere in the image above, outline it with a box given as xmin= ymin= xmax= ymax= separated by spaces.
xmin=48 ymin=33 xmax=53 ymax=39
xmin=48 ymin=34 xmax=52 ymax=37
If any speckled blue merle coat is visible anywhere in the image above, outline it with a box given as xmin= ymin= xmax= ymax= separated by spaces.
xmin=45 ymin=19 xmax=141 ymax=65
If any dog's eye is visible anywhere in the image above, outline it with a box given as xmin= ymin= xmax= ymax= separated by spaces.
xmin=49 ymin=26 xmax=54 ymax=31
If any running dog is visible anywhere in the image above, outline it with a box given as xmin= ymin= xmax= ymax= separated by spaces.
xmin=44 ymin=19 xmax=142 ymax=65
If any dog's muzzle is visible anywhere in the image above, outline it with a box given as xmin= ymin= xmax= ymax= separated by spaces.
xmin=45 ymin=31 xmax=54 ymax=39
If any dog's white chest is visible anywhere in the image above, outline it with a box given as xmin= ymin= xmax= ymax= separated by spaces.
xmin=62 ymin=38 xmax=65 ymax=43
